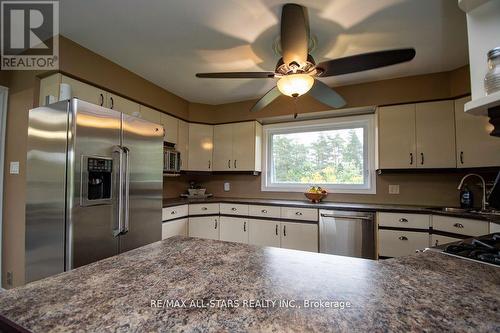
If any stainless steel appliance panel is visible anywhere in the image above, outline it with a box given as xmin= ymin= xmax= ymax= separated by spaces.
xmin=319 ymin=210 xmax=375 ymax=259
xmin=26 ymin=101 xmax=70 ymax=283
xmin=119 ymin=114 xmax=163 ymax=252
xmin=68 ymin=99 xmax=122 ymax=269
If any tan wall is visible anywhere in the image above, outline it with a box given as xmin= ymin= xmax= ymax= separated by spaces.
xmin=1 ymin=36 xmax=190 ymax=288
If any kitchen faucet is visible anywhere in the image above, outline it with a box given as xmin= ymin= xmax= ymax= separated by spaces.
xmin=457 ymin=174 xmax=487 ymax=211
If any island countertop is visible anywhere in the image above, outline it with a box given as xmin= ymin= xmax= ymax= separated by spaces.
xmin=0 ymin=237 xmax=499 ymax=332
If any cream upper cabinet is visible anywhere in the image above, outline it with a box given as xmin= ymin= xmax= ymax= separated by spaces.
xmin=161 ymin=113 xmax=179 ymax=144
xmin=378 ymin=104 xmax=417 ymax=169
xmin=415 ymin=100 xmax=456 ymax=168
xmin=188 ymin=123 xmax=213 ymax=171
xmin=61 ymin=75 xmax=106 ymax=106
xmin=212 ymin=121 xmax=262 ymax=172
xmin=455 ymin=97 xmax=500 ymax=168
xmin=139 ymin=105 xmax=161 ymax=124
xmin=248 ymin=219 xmax=281 ymax=248
xmin=105 ymin=93 xmax=140 ymax=116
xmin=280 ymin=222 xmax=318 ymax=253
xmin=213 ymin=124 xmax=233 ymax=171
xmin=177 ymin=120 xmax=189 ymax=170
xmin=219 ymin=217 xmax=249 ymax=244
xmin=39 ymin=73 xmax=62 ymax=106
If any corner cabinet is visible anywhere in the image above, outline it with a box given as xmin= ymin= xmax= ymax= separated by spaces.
xmin=188 ymin=123 xmax=213 ymax=171
xmin=213 ymin=121 xmax=262 ymax=172
xmin=454 ymin=97 xmax=500 ymax=168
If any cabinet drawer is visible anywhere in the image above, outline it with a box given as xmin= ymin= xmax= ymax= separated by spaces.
xmin=432 ymin=215 xmax=488 ymax=236
xmin=430 ymin=234 xmax=462 ymax=247
xmin=220 ymin=203 xmax=249 ymax=216
xmin=378 ymin=230 xmax=429 ymax=258
xmin=189 ymin=203 xmax=219 ymax=215
xmin=281 ymin=207 xmax=318 ymax=221
xmin=377 ymin=212 xmax=430 ymax=229
xmin=162 ymin=205 xmax=188 ymax=221
xmin=248 ymin=205 xmax=281 ymax=219
xmin=162 ymin=218 xmax=188 ymax=239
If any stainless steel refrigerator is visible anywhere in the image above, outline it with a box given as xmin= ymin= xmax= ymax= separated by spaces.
xmin=26 ymin=99 xmax=163 ymax=283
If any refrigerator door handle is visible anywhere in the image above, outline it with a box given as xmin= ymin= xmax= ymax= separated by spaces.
xmin=122 ymin=146 xmax=130 ymax=234
xmin=112 ymin=146 xmax=124 ymax=237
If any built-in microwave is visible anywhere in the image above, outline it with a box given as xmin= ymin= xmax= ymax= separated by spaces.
xmin=164 ymin=148 xmax=181 ymax=173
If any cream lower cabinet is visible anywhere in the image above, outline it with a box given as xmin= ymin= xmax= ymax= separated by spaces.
xmin=280 ymin=222 xmax=318 ymax=252
xmin=248 ymin=219 xmax=281 ymax=247
xmin=219 ymin=217 xmax=249 ymax=244
xmin=188 ymin=123 xmax=213 ymax=171
xmin=177 ymin=120 xmax=189 ymax=170
xmin=454 ymin=97 xmax=500 ymax=168
xmin=378 ymin=230 xmax=429 ymax=258
xmin=212 ymin=121 xmax=262 ymax=171
xmin=188 ymin=216 xmax=219 ymax=240
xmin=430 ymin=234 xmax=462 ymax=247
xmin=162 ymin=218 xmax=188 ymax=239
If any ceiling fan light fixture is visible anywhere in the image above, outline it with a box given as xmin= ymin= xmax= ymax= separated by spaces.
xmin=277 ymin=74 xmax=314 ymax=97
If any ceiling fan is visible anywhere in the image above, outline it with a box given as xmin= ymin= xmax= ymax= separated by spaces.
xmin=196 ymin=3 xmax=416 ymax=112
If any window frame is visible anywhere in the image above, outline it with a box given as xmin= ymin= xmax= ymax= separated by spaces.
xmin=261 ymin=114 xmax=376 ymax=194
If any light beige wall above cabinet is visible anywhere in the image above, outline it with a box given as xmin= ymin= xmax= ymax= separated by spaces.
xmin=454 ymin=97 xmax=500 ymax=168
xmin=212 ymin=121 xmax=262 ymax=172
xmin=188 ymin=123 xmax=213 ymax=171
xmin=378 ymin=100 xmax=456 ymax=169
xmin=160 ymin=113 xmax=179 ymax=144
xmin=415 ymin=100 xmax=456 ymax=168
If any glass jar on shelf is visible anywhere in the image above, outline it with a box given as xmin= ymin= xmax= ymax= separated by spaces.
xmin=484 ymin=47 xmax=500 ymax=95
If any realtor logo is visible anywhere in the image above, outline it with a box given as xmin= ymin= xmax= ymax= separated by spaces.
xmin=1 ymin=1 xmax=59 ymax=70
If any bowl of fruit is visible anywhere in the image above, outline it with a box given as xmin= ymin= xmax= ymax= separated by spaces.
xmin=304 ymin=186 xmax=328 ymax=203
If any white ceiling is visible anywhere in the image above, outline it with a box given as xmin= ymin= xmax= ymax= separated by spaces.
xmin=60 ymin=0 xmax=468 ymax=105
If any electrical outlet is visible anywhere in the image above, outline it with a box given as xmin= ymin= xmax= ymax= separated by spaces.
xmin=388 ymin=184 xmax=400 ymax=195
xmin=6 ymin=271 xmax=13 ymax=287
xmin=224 ymin=182 xmax=230 ymax=192
xmin=9 ymin=161 xmax=19 ymax=175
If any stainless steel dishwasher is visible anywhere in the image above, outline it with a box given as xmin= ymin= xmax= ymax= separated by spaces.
xmin=319 ymin=210 xmax=376 ymax=259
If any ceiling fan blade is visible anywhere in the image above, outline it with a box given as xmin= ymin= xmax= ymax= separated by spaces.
xmin=317 ymin=48 xmax=416 ymax=77
xmin=250 ymin=86 xmax=281 ymax=112
xmin=308 ymin=80 xmax=346 ymax=108
xmin=196 ymin=72 xmax=275 ymax=79
xmin=281 ymin=4 xmax=309 ymax=67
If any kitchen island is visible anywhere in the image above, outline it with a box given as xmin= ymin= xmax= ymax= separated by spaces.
xmin=0 ymin=236 xmax=499 ymax=332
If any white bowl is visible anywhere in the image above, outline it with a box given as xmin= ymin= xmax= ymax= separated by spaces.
xmin=188 ymin=188 xmax=206 ymax=196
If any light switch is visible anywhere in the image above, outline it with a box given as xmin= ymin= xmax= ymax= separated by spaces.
xmin=9 ymin=161 xmax=19 ymax=175
xmin=388 ymin=184 xmax=400 ymax=195
xmin=224 ymin=182 xmax=230 ymax=192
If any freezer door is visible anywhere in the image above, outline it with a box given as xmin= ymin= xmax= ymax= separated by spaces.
xmin=68 ymin=99 xmax=122 ymax=269
xmin=119 ymin=114 xmax=163 ymax=252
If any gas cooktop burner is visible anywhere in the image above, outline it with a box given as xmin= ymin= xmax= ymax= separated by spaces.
xmin=442 ymin=233 xmax=500 ymax=266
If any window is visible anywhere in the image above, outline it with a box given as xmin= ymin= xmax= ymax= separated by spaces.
xmin=262 ymin=115 xmax=376 ymax=194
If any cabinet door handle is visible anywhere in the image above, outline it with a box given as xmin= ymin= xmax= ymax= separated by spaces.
xmin=228 ymin=160 xmax=231 ymax=168
xmin=214 ymin=219 xmax=218 ymax=229
xmin=231 ymin=207 xmax=237 ymax=211
xmin=243 ymin=221 xmax=246 ymax=232
xmin=208 ymin=160 xmax=211 ymax=169
xmin=453 ymin=223 xmax=464 ymax=229
xmin=295 ymin=212 xmax=303 ymax=216
xmin=201 ymin=207 xmax=207 ymax=211
xmin=420 ymin=152 xmax=424 ymax=165
xmin=460 ymin=151 xmax=464 ymax=165
xmin=99 ymin=93 xmax=104 ymax=106
xmin=261 ymin=209 xmax=267 ymax=214
xmin=110 ymin=96 xmax=114 ymax=109
xmin=399 ymin=218 xmax=408 ymax=223
xmin=275 ymin=224 xmax=278 ymax=235
xmin=171 ymin=211 xmax=176 ymax=215
xmin=398 ymin=236 xmax=408 ymax=241
xmin=283 ymin=225 xmax=286 ymax=237
xmin=234 ymin=160 xmax=237 ymax=169
xmin=409 ymin=153 xmax=413 ymax=165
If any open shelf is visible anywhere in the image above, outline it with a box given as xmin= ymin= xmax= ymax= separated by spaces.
xmin=465 ymin=90 xmax=500 ymax=116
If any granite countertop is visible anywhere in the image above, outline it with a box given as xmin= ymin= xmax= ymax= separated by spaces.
xmin=163 ymin=197 xmax=500 ymax=223
xmin=1 ymin=236 xmax=499 ymax=332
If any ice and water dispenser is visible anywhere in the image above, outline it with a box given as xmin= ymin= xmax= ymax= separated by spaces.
xmin=82 ymin=156 xmax=113 ymax=206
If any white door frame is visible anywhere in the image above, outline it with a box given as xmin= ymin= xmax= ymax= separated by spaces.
xmin=0 ymin=85 xmax=8 ymax=283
